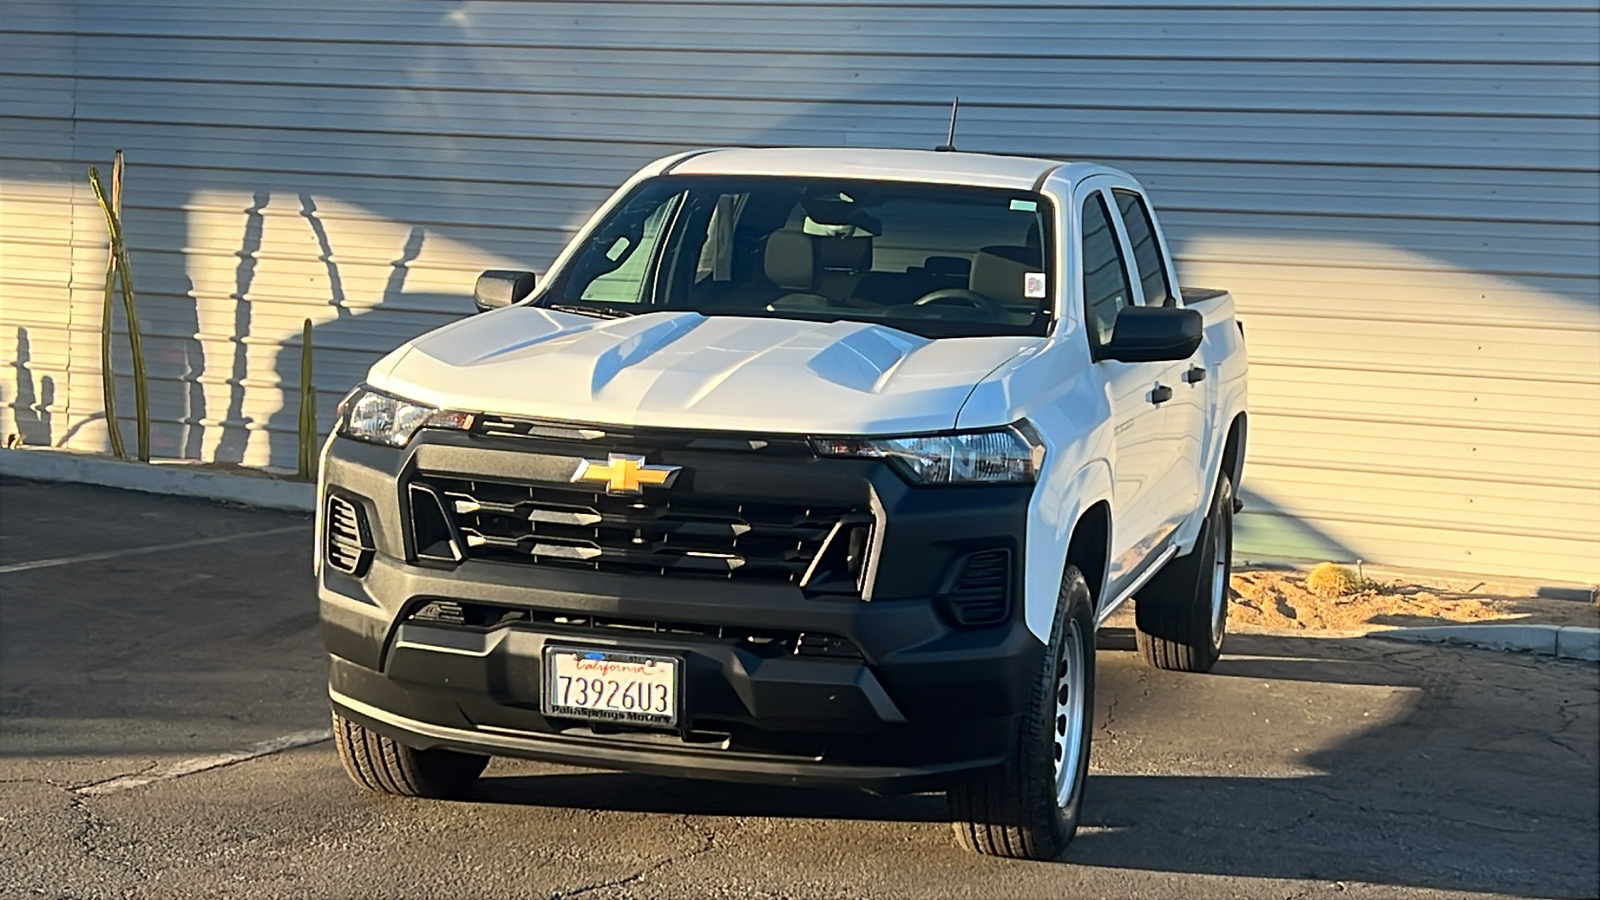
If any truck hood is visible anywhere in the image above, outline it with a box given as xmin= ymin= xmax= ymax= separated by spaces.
xmin=372 ymin=308 xmax=1042 ymax=435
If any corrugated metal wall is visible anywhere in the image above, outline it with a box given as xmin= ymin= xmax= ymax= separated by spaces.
xmin=2 ymin=0 xmax=1596 ymax=583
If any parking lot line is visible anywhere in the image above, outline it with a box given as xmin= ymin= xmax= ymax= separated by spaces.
xmin=75 ymin=729 xmax=333 ymax=796
xmin=0 ymin=525 xmax=306 ymax=574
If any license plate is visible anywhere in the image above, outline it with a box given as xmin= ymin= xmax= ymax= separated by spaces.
xmin=543 ymin=647 xmax=679 ymax=726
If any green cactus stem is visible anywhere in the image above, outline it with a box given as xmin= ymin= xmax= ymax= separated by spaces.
xmin=298 ymin=318 xmax=316 ymax=481
xmin=93 ymin=152 xmax=127 ymax=459
xmin=88 ymin=162 xmax=150 ymax=462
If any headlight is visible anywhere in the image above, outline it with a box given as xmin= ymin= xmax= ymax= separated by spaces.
xmin=812 ymin=423 xmax=1046 ymax=485
xmin=335 ymin=386 xmax=474 ymax=448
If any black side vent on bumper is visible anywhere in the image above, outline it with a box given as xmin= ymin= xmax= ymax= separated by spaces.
xmin=408 ymin=483 xmax=464 ymax=565
xmin=940 ymin=549 xmax=1011 ymax=627
xmin=325 ymin=495 xmax=374 ymax=576
xmin=411 ymin=475 xmax=866 ymax=590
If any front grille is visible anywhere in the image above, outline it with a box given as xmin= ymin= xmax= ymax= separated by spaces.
xmin=941 ymin=549 xmax=1011 ymax=626
xmin=407 ymin=600 xmax=862 ymax=659
xmin=413 ymin=475 xmax=867 ymax=588
xmin=324 ymin=494 xmax=373 ymax=576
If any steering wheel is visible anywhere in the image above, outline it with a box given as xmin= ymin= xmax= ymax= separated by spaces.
xmin=911 ymin=288 xmax=1009 ymax=315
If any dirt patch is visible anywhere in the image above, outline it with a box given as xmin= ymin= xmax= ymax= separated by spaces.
xmin=1227 ymin=568 xmax=1599 ymax=632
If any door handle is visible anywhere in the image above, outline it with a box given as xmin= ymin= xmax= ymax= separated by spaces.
xmin=1183 ymin=366 xmax=1207 ymax=384
xmin=1149 ymin=383 xmax=1172 ymax=405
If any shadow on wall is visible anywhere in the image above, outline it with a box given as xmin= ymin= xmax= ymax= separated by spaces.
xmin=210 ymin=189 xmax=269 ymax=464
xmin=7 ymin=328 xmax=54 ymax=448
xmin=257 ymin=198 xmax=470 ymax=468
xmin=93 ymin=180 xmax=477 ymax=468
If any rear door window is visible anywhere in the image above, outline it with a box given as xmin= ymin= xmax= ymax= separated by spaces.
xmin=1113 ymin=190 xmax=1174 ymax=308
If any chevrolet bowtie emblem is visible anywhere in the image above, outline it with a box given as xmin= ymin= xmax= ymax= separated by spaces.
xmin=571 ymin=453 xmax=681 ymax=495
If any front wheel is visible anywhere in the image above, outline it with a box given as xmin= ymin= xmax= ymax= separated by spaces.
xmin=948 ymin=564 xmax=1096 ymax=860
xmin=332 ymin=709 xmax=489 ymax=799
xmin=1135 ymin=473 xmax=1234 ymax=673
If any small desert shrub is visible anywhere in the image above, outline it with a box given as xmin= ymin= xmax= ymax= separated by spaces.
xmin=1305 ymin=562 xmax=1355 ymax=598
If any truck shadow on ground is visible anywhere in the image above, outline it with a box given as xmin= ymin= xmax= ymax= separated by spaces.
xmin=469 ymin=633 xmax=1599 ymax=898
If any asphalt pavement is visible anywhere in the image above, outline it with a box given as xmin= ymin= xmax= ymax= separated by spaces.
xmin=2 ymin=476 xmax=1596 ymax=899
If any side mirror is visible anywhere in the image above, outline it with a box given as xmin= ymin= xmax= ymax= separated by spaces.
xmin=1100 ymin=306 xmax=1203 ymax=362
xmin=473 ymin=270 xmax=536 ymax=313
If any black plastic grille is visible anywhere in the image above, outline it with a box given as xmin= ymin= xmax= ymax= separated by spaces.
xmin=324 ymin=494 xmax=373 ymax=575
xmin=415 ymin=475 xmax=863 ymax=586
xmin=942 ymin=549 xmax=1011 ymax=626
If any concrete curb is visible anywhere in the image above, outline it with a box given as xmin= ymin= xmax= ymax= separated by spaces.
xmin=1373 ymin=623 xmax=1600 ymax=662
xmin=0 ymin=448 xmax=314 ymax=512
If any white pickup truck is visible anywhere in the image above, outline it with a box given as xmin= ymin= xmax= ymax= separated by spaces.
xmin=316 ymin=148 xmax=1248 ymax=860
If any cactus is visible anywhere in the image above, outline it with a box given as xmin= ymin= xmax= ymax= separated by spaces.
xmin=1305 ymin=562 xmax=1354 ymax=598
xmin=95 ymin=151 xmax=127 ymax=459
xmin=297 ymin=318 xmax=316 ymax=481
xmin=88 ymin=157 xmax=150 ymax=462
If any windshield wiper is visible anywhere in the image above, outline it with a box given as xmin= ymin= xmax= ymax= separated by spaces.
xmin=541 ymin=302 xmax=635 ymax=319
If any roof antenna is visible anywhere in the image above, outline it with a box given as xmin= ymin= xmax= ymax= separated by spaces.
xmin=934 ymin=96 xmax=960 ymax=152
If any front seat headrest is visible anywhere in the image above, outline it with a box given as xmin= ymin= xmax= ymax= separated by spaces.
xmin=764 ymin=231 xmax=814 ymax=291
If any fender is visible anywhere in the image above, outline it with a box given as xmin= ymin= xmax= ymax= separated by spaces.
xmin=1175 ymin=393 xmax=1248 ymax=553
xmin=1024 ymin=457 xmax=1113 ymax=641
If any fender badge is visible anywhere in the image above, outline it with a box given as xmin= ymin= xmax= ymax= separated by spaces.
xmin=571 ymin=453 xmax=680 ymax=495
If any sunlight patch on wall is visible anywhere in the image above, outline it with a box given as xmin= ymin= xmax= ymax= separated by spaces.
xmin=1179 ymin=234 xmax=1600 ymax=582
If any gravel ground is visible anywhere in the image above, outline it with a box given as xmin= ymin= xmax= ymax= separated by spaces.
xmin=1227 ymin=568 xmax=1599 ymax=632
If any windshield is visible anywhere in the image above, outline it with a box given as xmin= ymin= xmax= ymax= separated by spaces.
xmin=538 ymin=176 xmax=1056 ymax=339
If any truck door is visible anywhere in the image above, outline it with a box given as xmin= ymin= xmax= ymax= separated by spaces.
xmin=1112 ymin=188 xmax=1205 ymax=529
xmin=1077 ymin=186 xmax=1188 ymax=600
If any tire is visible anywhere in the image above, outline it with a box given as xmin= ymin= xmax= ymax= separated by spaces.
xmin=1135 ymin=473 xmax=1234 ymax=673
xmin=948 ymin=564 xmax=1096 ymax=860
xmin=332 ymin=709 xmax=489 ymax=799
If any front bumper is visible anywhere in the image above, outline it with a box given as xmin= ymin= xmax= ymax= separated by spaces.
xmin=320 ymin=428 xmax=1041 ymax=792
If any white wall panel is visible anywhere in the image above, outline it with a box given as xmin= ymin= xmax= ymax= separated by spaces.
xmin=1 ymin=0 xmax=1596 ymax=582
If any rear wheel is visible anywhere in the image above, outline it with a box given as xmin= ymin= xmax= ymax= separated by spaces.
xmin=332 ymin=709 xmax=488 ymax=799
xmin=1135 ymin=473 xmax=1234 ymax=673
xmin=948 ymin=564 xmax=1096 ymax=860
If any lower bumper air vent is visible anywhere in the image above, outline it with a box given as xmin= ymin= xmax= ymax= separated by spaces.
xmin=940 ymin=549 xmax=1011 ymax=626
xmin=324 ymin=494 xmax=374 ymax=576
xmin=404 ymin=599 xmax=862 ymax=659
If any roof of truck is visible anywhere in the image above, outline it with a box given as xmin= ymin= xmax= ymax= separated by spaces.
xmin=665 ymin=147 xmax=1076 ymax=191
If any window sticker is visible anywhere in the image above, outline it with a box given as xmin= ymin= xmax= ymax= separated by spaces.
xmin=1024 ymin=272 xmax=1048 ymax=299
xmin=1009 ymin=198 xmax=1038 ymax=212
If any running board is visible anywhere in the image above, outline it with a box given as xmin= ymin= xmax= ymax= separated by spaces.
xmin=1095 ymin=545 xmax=1179 ymax=628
